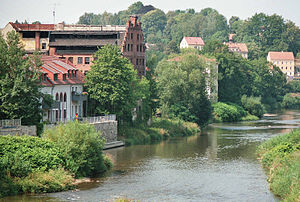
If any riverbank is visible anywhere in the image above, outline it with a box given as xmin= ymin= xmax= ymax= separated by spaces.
xmin=0 ymin=122 xmax=112 ymax=198
xmin=257 ymin=128 xmax=300 ymax=201
xmin=119 ymin=117 xmax=200 ymax=145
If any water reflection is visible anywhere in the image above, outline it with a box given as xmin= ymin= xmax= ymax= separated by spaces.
xmin=3 ymin=110 xmax=300 ymax=202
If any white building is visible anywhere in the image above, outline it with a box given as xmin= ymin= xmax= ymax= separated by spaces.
xmin=40 ymin=56 xmax=87 ymax=123
xmin=267 ymin=51 xmax=295 ymax=77
xmin=180 ymin=37 xmax=205 ymax=50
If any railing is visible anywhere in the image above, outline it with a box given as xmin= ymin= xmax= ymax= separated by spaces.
xmin=0 ymin=119 xmax=21 ymax=128
xmin=82 ymin=114 xmax=116 ymax=124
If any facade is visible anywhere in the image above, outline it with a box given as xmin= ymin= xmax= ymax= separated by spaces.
xmin=1 ymin=22 xmax=54 ymax=53
xmin=267 ymin=51 xmax=295 ymax=77
xmin=180 ymin=37 xmax=205 ymax=50
xmin=2 ymin=16 xmax=146 ymax=77
xmin=225 ymin=34 xmax=248 ymax=59
xmin=40 ymin=56 xmax=87 ymax=123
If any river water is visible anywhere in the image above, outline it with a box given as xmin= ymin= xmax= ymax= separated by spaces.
xmin=3 ymin=110 xmax=300 ymax=202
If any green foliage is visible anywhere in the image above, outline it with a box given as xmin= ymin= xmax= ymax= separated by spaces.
xmin=257 ymin=129 xmax=300 ymax=201
xmin=286 ymin=80 xmax=300 ymax=93
xmin=155 ymin=53 xmax=213 ymax=126
xmin=0 ymin=31 xmax=44 ymax=127
xmin=212 ymin=102 xmax=249 ymax=122
xmin=85 ymin=45 xmax=142 ymax=122
xmin=0 ymin=136 xmax=64 ymax=178
xmin=281 ymin=93 xmax=300 ymax=109
xmin=15 ymin=167 xmax=74 ymax=194
xmin=43 ymin=121 xmax=107 ymax=178
xmin=241 ymin=95 xmax=265 ymax=118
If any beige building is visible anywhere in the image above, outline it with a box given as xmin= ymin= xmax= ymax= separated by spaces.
xmin=180 ymin=37 xmax=205 ymax=50
xmin=225 ymin=34 xmax=248 ymax=59
xmin=267 ymin=51 xmax=295 ymax=77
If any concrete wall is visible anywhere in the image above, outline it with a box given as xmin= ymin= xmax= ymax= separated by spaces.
xmin=92 ymin=121 xmax=118 ymax=143
xmin=0 ymin=125 xmax=37 ymax=136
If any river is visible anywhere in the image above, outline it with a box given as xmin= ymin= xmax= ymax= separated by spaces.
xmin=3 ymin=110 xmax=300 ymax=202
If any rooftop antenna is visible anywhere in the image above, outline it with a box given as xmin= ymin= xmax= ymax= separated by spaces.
xmin=52 ymin=3 xmax=60 ymax=24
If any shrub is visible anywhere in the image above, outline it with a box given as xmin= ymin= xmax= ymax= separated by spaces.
xmin=241 ymin=95 xmax=265 ymax=118
xmin=0 ymin=136 xmax=64 ymax=178
xmin=43 ymin=121 xmax=107 ymax=178
xmin=281 ymin=93 xmax=300 ymax=109
xmin=15 ymin=167 xmax=74 ymax=193
xmin=212 ymin=102 xmax=243 ymax=122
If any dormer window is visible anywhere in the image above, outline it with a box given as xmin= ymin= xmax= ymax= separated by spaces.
xmin=44 ymin=73 xmax=47 ymax=81
xmin=74 ymin=70 xmax=77 ymax=78
xmin=54 ymin=74 xmax=58 ymax=81
xmin=63 ymin=74 xmax=67 ymax=81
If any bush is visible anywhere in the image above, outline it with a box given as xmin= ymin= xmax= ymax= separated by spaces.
xmin=43 ymin=121 xmax=107 ymax=178
xmin=241 ymin=95 xmax=265 ymax=118
xmin=257 ymin=128 xmax=300 ymax=201
xmin=281 ymin=93 xmax=300 ymax=109
xmin=212 ymin=102 xmax=245 ymax=122
xmin=15 ymin=167 xmax=74 ymax=193
xmin=0 ymin=136 xmax=64 ymax=178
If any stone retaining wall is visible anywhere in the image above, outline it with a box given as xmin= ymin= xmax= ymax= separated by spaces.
xmin=92 ymin=121 xmax=118 ymax=143
xmin=0 ymin=125 xmax=37 ymax=136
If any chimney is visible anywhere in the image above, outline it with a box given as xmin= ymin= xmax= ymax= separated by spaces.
xmin=130 ymin=15 xmax=138 ymax=27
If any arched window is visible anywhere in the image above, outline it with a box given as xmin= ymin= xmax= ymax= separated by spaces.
xmin=56 ymin=93 xmax=59 ymax=100
xmin=64 ymin=93 xmax=67 ymax=102
xmin=60 ymin=93 xmax=63 ymax=102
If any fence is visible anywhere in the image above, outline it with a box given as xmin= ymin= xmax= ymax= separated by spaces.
xmin=0 ymin=119 xmax=21 ymax=128
xmin=82 ymin=114 xmax=116 ymax=124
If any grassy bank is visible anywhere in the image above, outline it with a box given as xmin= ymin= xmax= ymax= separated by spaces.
xmin=257 ymin=128 xmax=300 ymax=201
xmin=119 ymin=117 xmax=200 ymax=145
xmin=0 ymin=122 xmax=112 ymax=198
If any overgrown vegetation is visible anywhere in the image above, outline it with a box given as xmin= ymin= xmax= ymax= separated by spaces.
xmin=0 ymin=122 xmax=112 ymax=198
xmin=257 ymin=128 xmax=300 ymax=201
xmin=119 ymin=118 xmax=200 ymax=146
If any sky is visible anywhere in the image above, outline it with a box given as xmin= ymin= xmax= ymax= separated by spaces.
xmin=1 ymin=0 xmax=300 ymax=28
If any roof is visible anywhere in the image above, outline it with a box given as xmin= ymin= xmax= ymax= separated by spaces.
xmin=183 ymin=37 xmax=205 ymax=46
xmin=229 ymin=34 xmax=236 ymax=41
xmin=225 ymin=42 xmax=248 ymax=53
xmin=9 ymin=22 xmax=54 ymax=31
xmin=40 ymin=56 xmax=85 ymax=87
xmin=268 ymin=52 xmax=294 ymax=60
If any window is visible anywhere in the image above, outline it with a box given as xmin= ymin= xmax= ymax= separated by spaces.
xmin=140 ymin=45 xmax=142 ymax=52
xmin=64 ymin=110 xmax=66 ymax=118
xmin=131 ymin=33 xmax=133 ymax=39
xmin=64 ymin=93 xmax=67 ymax=102
xmin=56 ymin=93 xmax=59 ymax=100
xmin=137 ymin=45 xmax=139 ymax=52
xmin=63 ymin=74 xmax=66 ymax=81
xmin=78 ymin=57 xmax=83 ymax=64
xmin=41 ymin=43 xmax=46 ymax=50
xmin=74 ymin=70 xmax=77 ymax=78
xmin=43 ymin=73 xmax=47 ymax=81
xmin=137 ymin=34 xmax=139 ymax=40
xmin=85 ymin=57 xmax=90 ymax=64
xmin=136 ymin=59 xmax=139 ymax=65
xmin=68 ymin=57 xmax=73 ymax=64
xmin=54 ymin=74 xmax=58 ymax=81
xmin=60 ymin=93 xmax=63 ymax=102
xmin=127 ymin=44 xmax=130 ymax=51
xmin=131 ymin=44 xmax=133 ymax=51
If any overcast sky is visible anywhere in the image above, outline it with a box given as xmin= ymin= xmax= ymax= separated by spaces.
xmin=1 ymin=0 xmax=300 ymax=27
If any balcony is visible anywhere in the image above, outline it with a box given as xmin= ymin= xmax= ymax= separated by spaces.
xmin=72 ymin=91 xmax=87 ymax=102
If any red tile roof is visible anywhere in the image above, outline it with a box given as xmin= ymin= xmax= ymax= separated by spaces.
xmin=268 ymin=52 xmax=294 ymax=60
xmin=184 ymin=37 xmax=205 ymax=46
xmin=225 ymin=42 xmax=248 ymax=53
xmin=40 ymin=56 xmax=85 ymax=87
xmin=9 ymin=22 xmax=54 ymax=31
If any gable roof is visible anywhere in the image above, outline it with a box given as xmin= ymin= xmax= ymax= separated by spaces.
xmin=183 ymin=37 xmax=205 ymax=46
xmin=225 ymin=42 xmax=248 ymax=53
xmin=40 ymin=56 xmax=85 ymax=87
xmin=268 ymin=52 xmax=294 ymax=60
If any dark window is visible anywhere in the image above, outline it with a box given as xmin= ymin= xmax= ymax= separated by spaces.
xmin=137 ymin=34 xmax=139 ymax=40
xmin=64 ymin=93 xmax=67 ymax=102
xmin=43 ymin=73 xmax=47 ymax=81
xmin=63 ymin=74 xmax=66 ymax=81
xmin=60 ymin=93 xmax=63 ymax=102
xmin=85 ymin=57 xmax=90 ymax=64
xmin=137 ymin=45 xmax=139 ymax=52
xmin=64 ymin=110 xmax=66 ymax=118
xmin=136 ymin=59 xmax=138 ymax=65
xmin=131 ymin=33 xmax=133 ymax=39
xmin=131 ymin=44 xmax=133 ymax=51
xmin=142 ymin=59 xmax=144 ymax=66
xmin=75 ymin=70 xmax=77 ymax=78
xmin=127 ymin=44 xmax=130 ymax=51
xmin=41 ymin=43 xmax=46 ymax=49
xmin=22 ymin=32 xmax=35 ymax=38
xmin=56 ymin=93 xmax=59 ymax=100
xmin=140 ymin=45 xmax=142 ymax=52
xmin=54 ymin=74 xmax=58 ymax=81
xmin=68 ymin=57 xmax=73 ymax=64
xmin=78 ymin=57 xmax=83 ymax=64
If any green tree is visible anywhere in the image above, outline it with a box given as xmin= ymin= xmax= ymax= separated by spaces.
xmin=85 ymin=45 xmax=142 ymax=122
xmin=0 ymin=31 xmax=42 ymax=126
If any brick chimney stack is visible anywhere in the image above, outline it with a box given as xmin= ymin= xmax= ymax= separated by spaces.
xmin=130 ymin=15 xmax=138 ymax=27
